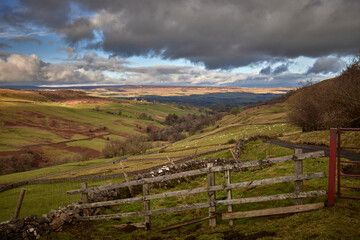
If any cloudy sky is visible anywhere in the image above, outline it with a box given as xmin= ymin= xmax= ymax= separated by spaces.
xmin=0 ymin=0 xmax=359 ymax=87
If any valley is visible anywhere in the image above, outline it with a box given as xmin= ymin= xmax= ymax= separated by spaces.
xmin=0 ymin=84 xmax=359 ymax=239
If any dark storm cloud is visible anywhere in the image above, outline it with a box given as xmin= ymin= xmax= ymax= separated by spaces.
xmin=3 ymin=0 xmax=360 ymax=69
xmin=273 ymin=64 xmax=289 ymax=75
xmin=259 ymin=64 xmax=288 ymax=75
xmin=10 ymin=36 xmax=42 ymax=44
xmin=307 ymin=57 xmax=345 ymax=74
xmin=58 ymin=18 xmax=95 ymax=44
xmin=228 ymin=73 xmax=324 ymax=88
xmin=1 ymin=0 xmax=72 ymax=29
xmin=260 ymin=66 xmax=271 ymax=75
xmin=0 ymin=42 xmax=12 ymax=49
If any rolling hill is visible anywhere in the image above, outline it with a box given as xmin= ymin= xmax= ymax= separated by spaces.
xmin=0 ymin=89 xmax=199 ymax=174
xmin=0 ymin=83 xmax=359 ymax=239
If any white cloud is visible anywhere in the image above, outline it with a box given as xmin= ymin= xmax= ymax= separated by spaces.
xmin=0 ymin=52 xmax=330 ymax=87
xmin=0 ymin=53 xmax=113 ymax=84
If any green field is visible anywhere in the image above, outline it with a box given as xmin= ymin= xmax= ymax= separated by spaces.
xmin=0 ymin=94 xmax=199 ymax=174
xmin=1 ymin=89 xmax=359 ymax=239
xmin=2 ymin=148 xmax=358 ymax=239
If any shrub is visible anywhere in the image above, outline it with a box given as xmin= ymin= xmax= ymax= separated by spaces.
xmin=102 ymin=135 xmax=152 ymax=158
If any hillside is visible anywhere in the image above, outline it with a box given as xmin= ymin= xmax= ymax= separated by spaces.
xmin=287 ymin=60 xmax=360 ymax=131
xmin=0 ymin=89 xmax=200 ymax=174
xmin=0 ymin=89 xmax=112 ymax=103
xmin=0 ymin=86 xmax=359 ymax=239
xmin=1 ymin=84 xmax=358 ymax=183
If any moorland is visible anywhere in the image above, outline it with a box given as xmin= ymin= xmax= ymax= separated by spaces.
xmin=0 ymin=67 xmax=359 ymax=239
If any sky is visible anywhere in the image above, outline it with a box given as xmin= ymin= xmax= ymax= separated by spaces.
xmin=0 ymin=0 xmax=359 ymax=88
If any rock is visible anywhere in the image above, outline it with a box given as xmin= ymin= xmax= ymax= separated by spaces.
xmin=23 ymin=215 xmax=38 ymax=224
xmin=48 ymin=210 xmax=57 ymax=219
xmin=8 ymin=220 xmax=24 ymax=232
xmin=36 ymin=217 xmax=49 ymax=225
xmin=0 ymin=224 xmax=12 ymax=236
xmin=50 ymin=217 xmax=64 ymax=230
xmin=59 ymin=206 xmax=67 ymax=212
xmin=59 ymin=213 xmax=70 ymax=223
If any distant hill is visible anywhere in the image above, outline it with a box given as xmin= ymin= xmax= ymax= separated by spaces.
xmin=0 ymin=89 xmax=113 ymax=103
xmin=117 ymin=92 xmax=283 ymax=108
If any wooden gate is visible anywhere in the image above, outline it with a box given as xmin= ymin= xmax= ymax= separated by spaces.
xmin=328 ymin=128 xmax=360 ymax=206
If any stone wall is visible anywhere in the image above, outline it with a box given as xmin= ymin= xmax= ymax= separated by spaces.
xmin=0 ymin=204 xmax=80 ymax=240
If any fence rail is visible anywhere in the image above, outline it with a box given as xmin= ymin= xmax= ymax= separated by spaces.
xmin=68 ymin=150 xmax=324 ymax=195
xmin=69 ymin=149 xmax=326 ymax=229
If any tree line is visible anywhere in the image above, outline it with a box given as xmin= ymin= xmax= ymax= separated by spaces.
xmin=102 ymin=113 xmax=225 ymax=158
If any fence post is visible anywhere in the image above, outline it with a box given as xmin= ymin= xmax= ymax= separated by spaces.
xmin=225 ymin=169 xmax=233 ymax=227
xmin=337 ymin=128 xmax=341 ymax=198
xmin=328 ymin=128 xmax=337 ymax=206
xmin=81 ymin=182 xmax=89 ymax=216
xmin=120 ymin=161 xmax=134 ymax=197
xmin=294 ymin=149 xmax=303 ymax=205
xmin=143 ymin=183 xmax=151 ymax=230
xmin=14 ymin=188 xmax=26 ymax=218
xmin=207 ymin=163 xmax=216 ymax=227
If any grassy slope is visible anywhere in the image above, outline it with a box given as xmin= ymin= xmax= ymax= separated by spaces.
xmin=0 ymin=102 xmax=315 ymax=183
xmin=0 ymin=92 xmax=197 ymax=172
xmin=1 ymin=100 xmax=356 ymax=183
xmin=44 ymin=143 xmax=359 ymax=240
xmin=0 ymin=97 xmax=359 ymax=238
xmin=20 ymin=104 xmax=296 ymax=180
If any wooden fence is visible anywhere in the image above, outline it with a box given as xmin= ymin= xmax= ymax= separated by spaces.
xmin=68 ymin=149 xmax=326 ymax=230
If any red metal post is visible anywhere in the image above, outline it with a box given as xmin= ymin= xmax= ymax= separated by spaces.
xmin=328 ymin=128 xmax=337 ymax=206
xmin=337 ymin=129 xmax=341 ymax=198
